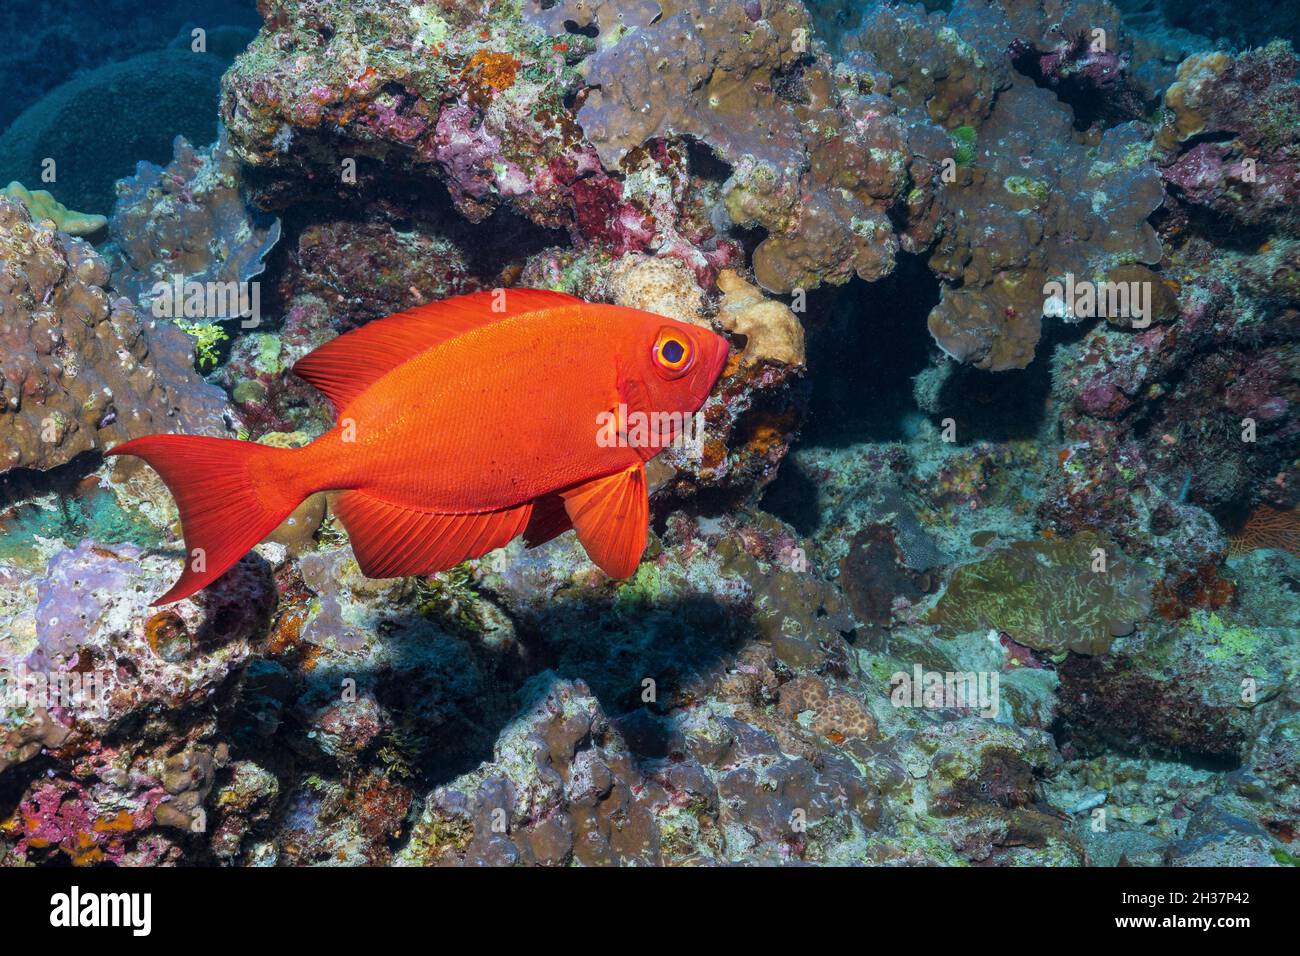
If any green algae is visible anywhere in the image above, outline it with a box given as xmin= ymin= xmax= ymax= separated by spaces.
xmin=174 ymin=318 xmax=230 ymax=371
xmin=950 ymin=125 xmax=977 ymax=167
xmin=249 ymin=332 xmax=285 ymax=375
xmin=414 ymin=564 xmax=487 ymax=635
xmin=1003 ymin=176 xmax=1049 ymax=204
xmin=613 ymin=560 xmax=669 ymax=614
xmin=1190 ymin=611 xmax=1265 ymax=663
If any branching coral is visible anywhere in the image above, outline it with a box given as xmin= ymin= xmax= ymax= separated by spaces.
xmin=1228 ymin=504 xmax=1300 ymax=556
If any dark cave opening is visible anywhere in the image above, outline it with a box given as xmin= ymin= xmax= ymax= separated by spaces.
xmin=759 ymin=254 xmax=939 ymax=535
xmin=1008 ymin=42 xmax=1148 ymax=132
xmin=792 ymin=252 xmax=941 ymax=449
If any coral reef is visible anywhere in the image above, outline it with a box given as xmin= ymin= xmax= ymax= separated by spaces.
xmin=105 ymin=130 xmax=282 ymax=315
xmin=845 ymin=0 xmax=1164 ymax=370
xmin=1157 ymin=42 xmax=1300 ymax=234
xmin=0 ymin=197 xmax=230 ymax=474
xmin=0 ymin=0 xmax=258 ymax=131
xmin=0 ymin=535 xmax=274 ymax=863
xmin=0 ymin=50 xmax=230 ymax=214
xmin=927 ymin=532 xmax=1154 ymax=656
xmin=220 ymin=0 xmax=936 ymax=298
xmin=715 ymin=270 xmax=806 ymax=368
xmin=1 ymin=0 xmax=1297 ymax=874
xmin=273 ymin=215 xmax=477 ymax=330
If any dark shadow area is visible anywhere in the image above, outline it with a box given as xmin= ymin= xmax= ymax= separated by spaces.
xmin=512 ymin=593 xmax=754 ymax=720
xmin=253 ymin=162 xmax=569 ymax=334
xmin=1050 ymin=713 xmax=1244 ymax=774
xmin=1009 ymin=41 xmax=1149 ymax=131
xmin=795 ymin=252 xmax=940 ymax=448
xmin=758 ymin=455 xmax=823 ymax=537
xmin=1160 ymin=193 xmax=1277 ymax=254
xmin=198 ymin=587 xmax=750 ymax=865
xmin=925 ymin=312 xmax=1093 ymax=445
xmin=1053 ymin=653 xmax=1246 ymax=772
xmin=925 ymin=354 xmax=1057 ymax=444
xmin=1136 ymin=0 xmax=1300 ymax=51
xmin=0 ymin=452 xmax=102 ymax=511
xmin=0 ymin=453 xmax=165 ymax=569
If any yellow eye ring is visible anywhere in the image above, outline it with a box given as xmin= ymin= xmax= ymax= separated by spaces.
xmin=653 ymin=328 xmax=693 ymax=377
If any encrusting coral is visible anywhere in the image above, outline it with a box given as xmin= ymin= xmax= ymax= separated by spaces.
xmin=927 ymin=532 xmax=1155 ymax=656
xmin=105 ymin=129 xmax=282 ymax=315
xmin=1157 ymin=41 xmax=1300 ymax=234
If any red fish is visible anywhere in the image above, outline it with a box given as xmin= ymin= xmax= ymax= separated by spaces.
xmin=108 ymin=289 xmax=730 ymax=605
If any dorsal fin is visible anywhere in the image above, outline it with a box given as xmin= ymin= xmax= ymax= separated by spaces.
xmin=293 ymin=288 xmax=583 ymax=413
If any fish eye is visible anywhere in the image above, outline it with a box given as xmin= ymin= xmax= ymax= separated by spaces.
xmin=653 ymin=328 xmax=693 ymax=377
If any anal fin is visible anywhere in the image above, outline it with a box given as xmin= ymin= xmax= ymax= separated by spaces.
xmin=560 ymin=463 xmax=648 ymax=579
xmin=335 ymin=491 xmax=532 ymax=578
xmin=523 ymin=493 xmax=572 ymax=548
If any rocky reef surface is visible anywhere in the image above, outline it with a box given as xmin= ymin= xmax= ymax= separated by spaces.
xmin=0 ymin=0 xmax=1297 ymax=867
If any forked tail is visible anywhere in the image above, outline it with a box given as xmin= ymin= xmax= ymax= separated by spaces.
xmin=106 ymin=435 xmax=310 ymax=605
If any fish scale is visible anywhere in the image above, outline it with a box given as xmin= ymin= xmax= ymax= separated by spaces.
xmin=107 ymin=289 xmax=729 ymax=604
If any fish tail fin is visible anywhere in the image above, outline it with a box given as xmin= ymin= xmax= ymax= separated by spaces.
xmin=106 ymin=435 xmax=310 ymax=605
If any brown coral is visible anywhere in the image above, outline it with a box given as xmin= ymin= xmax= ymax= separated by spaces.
xmin=0 ymin=197 xmax=229 ymax=474
xmin=840 ymin=3 xmax=1005 ymax=130
xmin=607 ymin=254 xmax=707 ymax=326
xmin=778 ymin=676 xmax=878 ymax=743
xmin=925 ymin=81 xmax=1164 ymax=370
xmin=928 ymin=532 xmax=1154 ymax=655
xmin=563 ymin=0 xmax=936 ymax=294
xmin=1156 ymin=51 xmax=1233 ymax=151
xmin=715 ymin=270 xmax=805 ymax=368
xmin=844 ymin=0 xmax=1164 ymax=371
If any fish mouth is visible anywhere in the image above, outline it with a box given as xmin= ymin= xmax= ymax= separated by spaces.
xmin=691 ymin=336 xmax=730 ymax=404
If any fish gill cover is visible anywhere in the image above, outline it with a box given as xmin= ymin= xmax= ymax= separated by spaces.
xmin=0 ymin=0 xmax=1294 ymax=872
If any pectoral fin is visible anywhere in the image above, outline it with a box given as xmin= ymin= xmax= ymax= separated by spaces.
xmin=560 ymin=463 xmax=648 ymax=578
xmin=522 ymin=493 xmax=571 ymax=548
